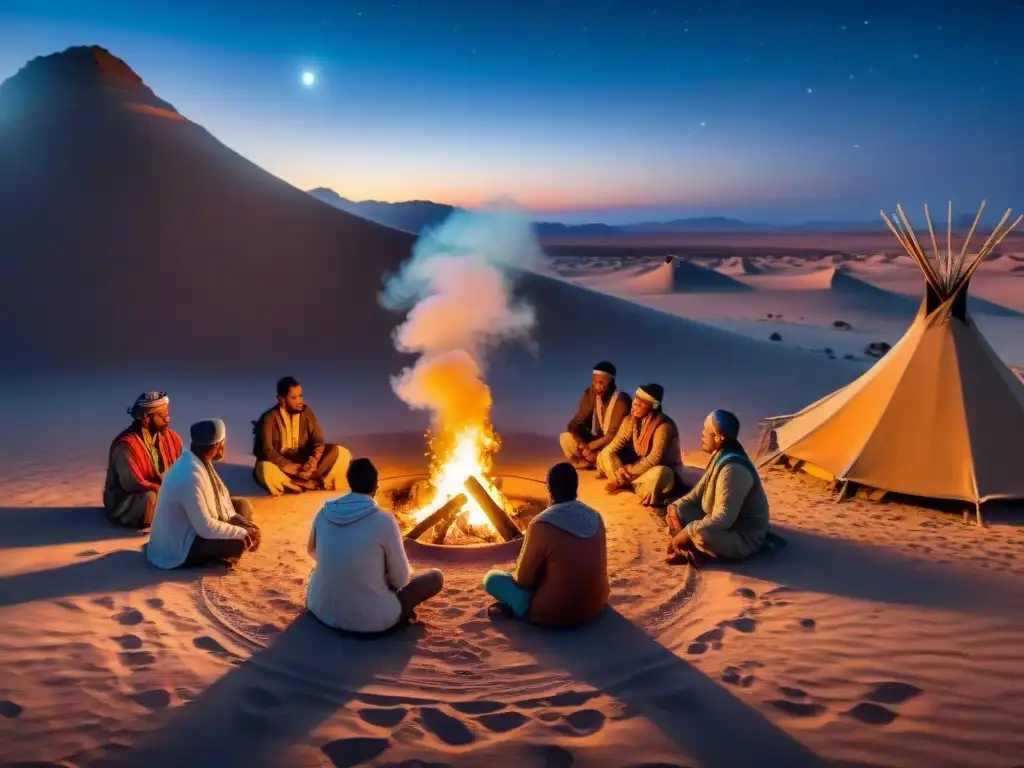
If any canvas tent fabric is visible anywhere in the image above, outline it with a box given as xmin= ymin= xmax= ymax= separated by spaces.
xmin=757 ymin=202 xmax=1024 ymax=518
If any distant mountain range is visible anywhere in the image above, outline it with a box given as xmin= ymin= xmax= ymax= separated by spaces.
xmin=308 ymin=187 xmax=987 ymax=236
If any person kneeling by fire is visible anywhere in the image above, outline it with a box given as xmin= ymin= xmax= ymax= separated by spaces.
xmin=306 ymin=458 xmax=444 ymax=636
xmin=664 ymin=410 xmax=771 ymax=565
xmin=147 ymin=420 xmax=261 ymax=570
xmin=596 ymin=382 xmax=685 ymax=507
xmin=482 ymin=463 xmax=609 ymax=628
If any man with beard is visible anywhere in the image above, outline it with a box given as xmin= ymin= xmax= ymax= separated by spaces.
xmin=103 ymin=391 xmax=184 ymax=528
xmin=253 ymin=376 xmax=350 ymax=495
xmin=596 ymin=382 xmax=685 ymax=507
xmin=147 ymin=419 xmax=260 ymax=569
xmin=559 ymin=361 xmax=631 ymax=470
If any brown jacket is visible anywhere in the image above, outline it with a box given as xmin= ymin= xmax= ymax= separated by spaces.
xmin=514 ymin=514 xmax=609 ymax=628
xmin=604 ymin=410 xmax=684 ymax=478
xmin=253 ymin=405 xmax=327 ymax=473
xmin=566 ymin=387 xmax=631 ymax=451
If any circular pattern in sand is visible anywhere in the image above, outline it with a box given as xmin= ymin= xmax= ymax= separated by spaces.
xmin=198 ymin=443 xmax=698 ymax=708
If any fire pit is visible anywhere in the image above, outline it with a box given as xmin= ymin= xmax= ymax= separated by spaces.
xmin=378 ymin=473 xmax=547 ymax=562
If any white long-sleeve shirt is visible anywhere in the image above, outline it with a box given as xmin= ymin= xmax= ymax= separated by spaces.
xmin=146 ymin=451 xmax=248 ymax=569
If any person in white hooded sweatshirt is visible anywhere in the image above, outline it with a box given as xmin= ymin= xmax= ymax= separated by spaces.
xmin=306 ymin=458 xmax=444 ymax=635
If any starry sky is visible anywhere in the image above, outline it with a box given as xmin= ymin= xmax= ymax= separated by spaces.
xmin=1 ymin=0 xmax=1022 ymax=224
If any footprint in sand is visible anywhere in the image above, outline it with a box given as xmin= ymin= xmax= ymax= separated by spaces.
xmin=76 ymin=549 xmax=100 ymax=558
xmin=358 ymin=707 xmax=409 ymax=727
xmin=726 ymin=617 xmax=758 ymax=634
xmin=553 ymin=709 xmax=606 ymax=737
xmin=193 ymin=635 xmax=231 ymax=657
xmin=243 ymin=685 xmax=282 ymax=709
xmin=130 ymin=689 xmax=171 ymax=710
xmin=798 ymin=618 xmax=816 ymax=631
xmin=721 ymin=666 xmax=755 ymax=688
xmin=845 ymin=702 xmax=898 ymax=726
xmin=120 ymin=650 xmax=156 ymax=668
xmin=475 ymin=710 xmax=528 ymax=733
xmin=92 ymin=596 xmax=116 ymax=609
xmin=145 ymin=598 xmax=165 ymax=610
xmin=686 ymin=626 xmax=725 ymax=655
xmin=321 ymin=737 xmax=391 ymax=768
xmin=114 ymin=634 xmax=143 ymax=650
xmin=0 ymin=699 xmax=23 ymax=718
xmin=864 ymin=681 xmax=922 ymax=705
xmin=767 ymin=699 xmax=827 ymax=717
xmin=517 ymin=690 xmax=598 ymax=709
xmin=114 ymin=607 xmax=144 ymax=626
xmin=439 ymin=606 xmax=464 ymax=619
xmin=534 ymin=744 xmax=576 ymax=768
xmin=419 ymin=707 xmax=476 ymax=746
xmin=733 ymin=587 xmax=757 ymax=600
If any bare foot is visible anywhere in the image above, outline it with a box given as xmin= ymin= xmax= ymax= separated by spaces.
xmin=604 ymin=482 xmax=626 ymax=494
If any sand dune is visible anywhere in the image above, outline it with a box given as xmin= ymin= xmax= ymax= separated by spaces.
xmin=716 ymin=255 xmax=765 ymax=275
xmin=4 ymin=46 xmax=1024 ymax=768
xmin=579 ymin=257 xmax=752 ymax=295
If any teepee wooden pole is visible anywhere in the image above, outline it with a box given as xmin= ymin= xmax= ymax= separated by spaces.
xmin=951 ymin=200 xmax=986 ymax=282
xmin=924 ymin=204 xmax=943 ymax=289
xmin=881 ymin=211 xmax=931 ymax=279
xmin=956 ymin=212 xmax=1022 ymax=293
xmin=946 ymin=201 xmax=953 ymax=292
xmin=894 ymin=206 xmax=945 ymax=290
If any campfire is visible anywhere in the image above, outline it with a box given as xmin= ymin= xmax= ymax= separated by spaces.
xmin=384 ymin=423 xmax=533 ymax=546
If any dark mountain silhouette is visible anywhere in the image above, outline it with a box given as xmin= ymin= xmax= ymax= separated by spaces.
xmin=306 ymin=187 xmax=892 ymax=236
xmin=0 ymin=45 xmax=853 ymax=433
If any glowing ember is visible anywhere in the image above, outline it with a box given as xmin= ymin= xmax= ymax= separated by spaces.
xmin=411 ymin=423 xmax=508 ymax=530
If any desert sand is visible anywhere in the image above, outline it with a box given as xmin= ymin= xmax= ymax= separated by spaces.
xmin=3 ymin=46 xmax=1024 ymax=768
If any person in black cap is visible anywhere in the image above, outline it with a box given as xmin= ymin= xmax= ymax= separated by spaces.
xmin=596 ymin=382 xmax=685 ymax=506
xmin=147 ymin=419 xmax=261 ymax=569
xmin=560 ymin=361 xmax=631 ymax=470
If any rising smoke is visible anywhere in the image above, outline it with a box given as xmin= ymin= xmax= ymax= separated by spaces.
xmin=379 ymin=201 xmax=546 ymax=441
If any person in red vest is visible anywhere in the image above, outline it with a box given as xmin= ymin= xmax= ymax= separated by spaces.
xmin=102 ymin=391 xmax=183 ymax=528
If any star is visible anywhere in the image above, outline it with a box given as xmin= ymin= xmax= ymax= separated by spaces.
xmin=854 ymin=143 xmax=860 ymax=149
xmin=912 ymin=53 xmax=920 ymax=59
xmin=806 ymin=87 xmax=813 ymax=94
xmin=849 ymin=73 xmax=856 ymax=80
xmin=699 ymin=121 xmax=706 ymax=127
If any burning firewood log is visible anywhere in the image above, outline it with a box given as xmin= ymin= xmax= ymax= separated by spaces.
xmin=404 ymin=493 xmax=468 ymax=541
xmin=464 ymin=475 xmax=522 ymax=542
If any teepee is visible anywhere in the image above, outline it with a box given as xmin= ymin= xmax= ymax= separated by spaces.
xmin=757 ymin=202 xmax=1024 ymax=524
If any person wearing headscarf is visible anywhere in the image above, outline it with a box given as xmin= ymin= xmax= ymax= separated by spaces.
xmin=559 ymin=361 xmax=632 ymax=470
xmin=102 ymin=391 xmax=184 ymax=528
xmin=665 ymin=409 xmax=770 ymax=563
xmin=253 ymin=376 xmax=350 ymax=495
xmin=147 ymin=419 xmax=260 ymax=569
xmin=596 ymin=382 xmax=685 ymax=506
xmin=482 ymin=463 xmax=608 ymax=628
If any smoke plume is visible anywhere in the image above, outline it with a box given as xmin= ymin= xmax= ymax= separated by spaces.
xmin=380 ymin=201 xmax=546 ymax=441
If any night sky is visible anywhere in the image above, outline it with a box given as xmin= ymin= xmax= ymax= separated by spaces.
xmin=1 ymin=1 xmax=1022 ymax=223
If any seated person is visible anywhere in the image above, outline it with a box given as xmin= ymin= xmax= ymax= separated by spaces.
xmin=665 ymin=410 xmax=770 ymax=564
xmin=596 ymin=383 xmax=684 ymax=506
xmin=103 ymin=391 xmax=183 ymax=529
xmin=559 ymin=360 xmax=631 ymax=470
xmin=147 ymin=419 xmax=261 ymax=570
xmin=483 ymin=463 xmax=609 ymax=628
xmin=306 ymin=458 xmax=444 ymax=635
xmin=253 ymin=376 xmax=351 ymax=495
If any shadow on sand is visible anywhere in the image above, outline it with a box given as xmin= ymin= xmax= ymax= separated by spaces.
xmin=705 ymin=526 xmax=1024 ymax=613
xmin=494 ymin=607 xmax=826 ymax=768
xmin=0 ymin=549 xmax=194 ymax=608
xmin=0 ymin=506 xmax=138 ymax=549
xmin=97 ymin=614 xmax=423 ymax=768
